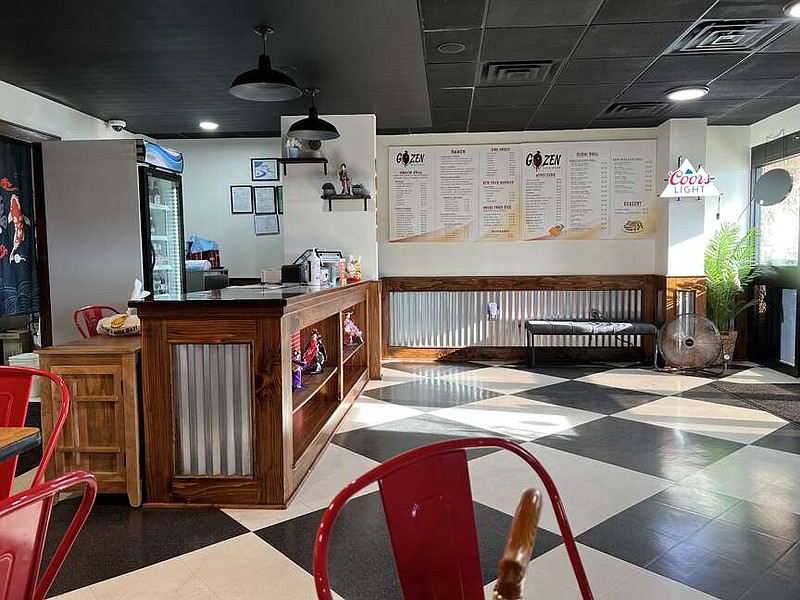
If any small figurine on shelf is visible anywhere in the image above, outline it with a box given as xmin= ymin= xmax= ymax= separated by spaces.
xmin=343 ymin=310 xmax=363 ymax=346
xmin=292 ymin=349 xmax=306 ymax=390
xmin=302 ymin=329 xmax=327 ymax=374
xmin=346 ymin=255 xmax=363 ymax=283
xmin=338 ymin=163 xmax=351 ymax=195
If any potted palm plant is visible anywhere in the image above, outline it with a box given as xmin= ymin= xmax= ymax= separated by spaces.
xmin=704 ymin=222 xmax=760 ymax=361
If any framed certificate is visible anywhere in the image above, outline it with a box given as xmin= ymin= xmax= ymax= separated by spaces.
xmin=251 ymin=158 xmax=279 ymax=181
xmin=253 ymin=186 xmax=277 ymax=214
xmin=230 ymin=185 xmax=253 ymax=213
xmin=254 ymin=214 xmax=280 ymax=235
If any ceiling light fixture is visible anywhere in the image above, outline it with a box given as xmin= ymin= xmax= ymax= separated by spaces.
xmin=784 ymin=1 xmax=800 ymax=17
xmin=198 ymin=121 xmax=219 ymax=131
xmin=666 ymin=86 xmax=710 ymax=101
xmin=437 ymin=41 xmax=466 ymax=54
xmin=229 ymin=25 xmax=302 ymax=101
xmin=287 ymin=88 xmax=340 ymax=141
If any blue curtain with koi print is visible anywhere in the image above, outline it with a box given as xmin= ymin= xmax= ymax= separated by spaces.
xmin=0 ymin=137 xmax=38 ymax=317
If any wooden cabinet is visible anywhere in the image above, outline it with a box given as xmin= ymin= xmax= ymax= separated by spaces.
xmin=36 ymin=336 xmax=141 ymax=506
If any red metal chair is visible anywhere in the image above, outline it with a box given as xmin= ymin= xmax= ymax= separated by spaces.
xmin=0 ymin=470 xmax=97 ymax=600
xmin=313 ymin=437 xmax=593 ymax=600
xmin=0 ymin=366 xmax=71 ymax=500
xmin=73 ymin=305 xmax=119 ymax=338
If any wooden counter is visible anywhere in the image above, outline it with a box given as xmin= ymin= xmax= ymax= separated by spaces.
xmin=131 ymin=281 xmax=380 ymax=507
xmin=36 ymin=335 xmax=142 ymax=506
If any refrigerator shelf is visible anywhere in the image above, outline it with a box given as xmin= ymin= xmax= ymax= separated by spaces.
xmin=151 ymin=235 xmax=169 ymax=241
xmin=149 ymin=203 xmax=170 ymax=211
xmin=153 ymin=265 xmax=171 ymax=271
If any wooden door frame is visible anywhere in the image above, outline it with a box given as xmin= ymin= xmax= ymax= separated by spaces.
xmin=0 ymin=119 xmax=59 ymax=347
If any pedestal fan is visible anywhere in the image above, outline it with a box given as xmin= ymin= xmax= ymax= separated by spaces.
xmin=656 ymin=313 xmax=725 ymax=373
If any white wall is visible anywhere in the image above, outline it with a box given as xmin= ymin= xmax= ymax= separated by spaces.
xmin=706 ymin=126 xmax=751 ymax=232
xmin=280 ymin=115 xmax=378 ymax=280
xmin=751 ymin=103 xmax=800 ymax=147
xmin=0 ymin=79 xmax=134 ymax=140
xmin=377 ymin=127 xmax=659 ymax=276
xmin=160 ymin=138 xmax=284 ymax=278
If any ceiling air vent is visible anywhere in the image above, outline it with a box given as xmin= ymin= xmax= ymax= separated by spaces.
xmin=671 ymin=19 xmax=793 ymax=53
xmin=482 ymin=60 xmax=556 ymax=85
xmin=605 ymin=103 xmax=671 ymax=118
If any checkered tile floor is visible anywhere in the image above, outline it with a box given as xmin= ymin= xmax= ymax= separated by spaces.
xmin=43 ymin=361 xmax=800 ymax=600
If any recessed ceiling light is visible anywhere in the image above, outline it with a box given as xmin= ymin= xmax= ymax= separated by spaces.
xmin=666 ymin=86 xmax=709 ymax=101
xmin=784 ymin=0 xmax=800 ymax=17
xmin=437 ymin=41 xmax=466 ymax=54
xmin=199 ymin=121 xmax=219 ymax=131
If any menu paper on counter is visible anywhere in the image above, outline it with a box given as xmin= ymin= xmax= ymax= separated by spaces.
xmin=389 ymin=140 xmax=656 ymax=242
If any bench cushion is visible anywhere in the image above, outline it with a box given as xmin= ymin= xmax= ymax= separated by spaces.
xmin=526 ymin=320 xmax=657 ymax=336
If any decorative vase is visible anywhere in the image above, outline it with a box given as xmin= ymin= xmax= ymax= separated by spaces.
xmin=719 ymin=331 xmax=738 ymax=363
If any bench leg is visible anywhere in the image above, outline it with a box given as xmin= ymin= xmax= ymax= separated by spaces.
xmin=527 ymin=331 xmax=536 ymax=367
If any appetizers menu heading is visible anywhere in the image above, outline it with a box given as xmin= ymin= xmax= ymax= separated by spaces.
xmin=389 ymin=140 xmax=656 ymax=242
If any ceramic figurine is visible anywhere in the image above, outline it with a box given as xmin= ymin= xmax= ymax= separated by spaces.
xmin=302 ymin=329 xmax=327 ymax=374
xmin=343 ymin=310 xmax=363 ymax=345
xmin=292 ymin=349 xmax=306 ymax=390
xmin=338 ymin=163 xmax=351 ymax=195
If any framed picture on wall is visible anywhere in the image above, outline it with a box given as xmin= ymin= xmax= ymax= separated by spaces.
xmin=276 ymin=186 xmax=284 ymax=214
xmin=254 ymin=213 xmax=280 ymax=235
xmin=230 ymin=185 xmax=253 ymax=213
xmin=253 ymin=186 xmax=277 ymax=214
xmin=251 ymin=158 xmax=279 ymax=181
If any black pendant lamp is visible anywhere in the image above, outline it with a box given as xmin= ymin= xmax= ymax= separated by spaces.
xmin=229 ymin=25 xmax=302 ymax=102
xmin=287 ymin=88 xmax=340 ymax=140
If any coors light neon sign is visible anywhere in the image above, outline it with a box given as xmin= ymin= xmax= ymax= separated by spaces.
xmin=660 ymin=158 xmax=720 ymax=198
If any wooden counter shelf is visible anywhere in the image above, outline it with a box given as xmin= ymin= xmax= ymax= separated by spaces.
xmin=131 ymin=280 xmax=380 ymax=508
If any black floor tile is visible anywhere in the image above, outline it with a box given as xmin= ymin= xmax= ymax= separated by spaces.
xmin=741 ymin=571 xmax=800 ymax=600
xmin=332 ymin=414 xmax=503 ymax=463
xmin=514 ymin=380 xmax=659 ymax=415
xmin=718 ymin=500 xmax=800 ymax=543
xmin=16 ymin=402 xmax=42 ymax=475
xmin=256 ymin=492 xmax=556 ymax=600
xmin=44 ymin=498 xmax=248 ymax=596
xmin=383 ymin=361 xmax=486 ymax=377
xmin=647 ymin=484 xmax=740 ymax=519
xmin=686 ymin=520 xmax=795 ymax=572
xmin=771 ymin=542 xmax=800 ymax=581
xmin=361 ymin=379 xmax=500 ymax=411
xmin=675 ymin=382 xmax=751 ymax=409
xmin=533 ymin=417 xmax=743 ymax=481
xmin=511 ymin=364 xmax=614 ymax=380
xmin=577 ymin=515 xmax=683 ymax=568
xmin=753 ymin=423 xmax=800 ymax=456
xmin=615 ymin=497 xmax=712 ymax=540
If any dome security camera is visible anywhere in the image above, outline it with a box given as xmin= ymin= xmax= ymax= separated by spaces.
xmin=108 ymin=119 xmax=127 ymax=132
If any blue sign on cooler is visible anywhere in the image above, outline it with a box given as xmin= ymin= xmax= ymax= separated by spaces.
xmin=143 ymin=141 xmax=184 ymax=173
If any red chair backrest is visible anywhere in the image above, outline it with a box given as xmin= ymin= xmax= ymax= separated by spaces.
xmin=313 ymin=437 xmax=594 ymax=600
xmin=73 ymin=305 xmax=119 ymax=339
xmin=0 ymin=366 xmax=71 ymax=500
xmin=0 ymin=470 xmax=96 ymax=600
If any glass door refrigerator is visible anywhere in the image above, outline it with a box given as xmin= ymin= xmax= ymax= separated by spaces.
xmin=138 ymin=142 xmax=186 ymax=298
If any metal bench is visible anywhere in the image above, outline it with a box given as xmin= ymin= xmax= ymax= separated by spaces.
xmin=525 ymin=319 xmax=658 ymax=366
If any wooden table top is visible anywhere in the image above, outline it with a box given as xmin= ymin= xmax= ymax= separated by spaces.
xmin=0 ymin=427 xmax=41 ymax=463
xmin=36 ymin=335 xmax=141 ymax=355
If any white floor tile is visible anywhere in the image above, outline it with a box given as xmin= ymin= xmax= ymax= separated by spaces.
xmin=577 ymin=369 xmax=712 ymax=396
xmin=11 ymin=467 xmax=35 ymax=495
xmin=615 ymin=395 xmax=787 ymax=444
xmin=89 ymin=554 xmax=217 ymax=600
xmin=431 ymin=395 xmax=602 ymax=441
xmin=439 ymin=366 xmax=566 ymax=394
xmin=362 ymin=366 xmax=420 ymax=390
xmin=484 ymin=573 xmax=581 ymax=599
xmin=50 ymin=588 xmax=99 ymax=600
xmin=224 ymin=444 xmax=378 ymax=531
xmin=722 ymin=366 xmax=800 ymax=385
xmin=681 ymin=445 xmax=800 ymax=515
xmin=336 ymin=396 xmax=423 ymax=433
xmin=600 ymin=567 xmax=716 ymax=599
xmin=468 ymin=443 xmax=669 ymax=535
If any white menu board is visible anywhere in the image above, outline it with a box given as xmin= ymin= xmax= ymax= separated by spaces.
xmin=389 ymin=140 xmax=656 ymax=242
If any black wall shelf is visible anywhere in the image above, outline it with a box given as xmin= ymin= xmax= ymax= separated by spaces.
xmin=278 ymin=157 xmax=328 ymax=175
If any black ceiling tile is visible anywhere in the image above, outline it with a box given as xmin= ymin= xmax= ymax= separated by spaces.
xmin=377 ymin=128 xmax=414 ymax=135
xmin=420 ymin=0 xmax=487 ymax=30
xmin=472 ymin=85 xmax=548 ymax=106
xmin=588 ymin=116 xmax=667 ymax=128
xmin=720 ymin=53 xmax=800 ymax=80
xmin=594 ymin=0 xmax=713 ymax=24
xmin=481 ymin=26 xmax=584 ymax=61
xmin=468 ymin=121 xmax=528 ymax=131
xmin=534 ymin=103 xmax=609 ymax=120
xmin=705 ymin=79 xmax=791 ymax=100
xmin=433 ymin=106 xmax=471 ymax=122
xmin=719 ymin=97 xmax=799 ymax=122
xmin=665 ymin=99 xmax=749 ymax=118
xmin=429 ymin=86 xmax=474 ymax=107
xmin=638 ymin=53 xmax=746 ymax=83
xmin=425 ymin=29 xmax=483 ymax=63
xmin=545 ymin=84 xmax=626 ymax=104
xmin=760 ymin=23 xmax=800 ymax=53
xmin=433 ymin=123 xmax=469 ymax=132
xmin=763 ymin=78 xmax=800 ymax=97
xmin=557 ymin=57 xmax=653 ymax=84
xmin=486 ymin=0 xmax=603 ymax=27
xmin=427 ymin=62 xmax=478 ymax=87
xmin=469 ymin=105 xmax=535 ymax=127
xmin=617 ymin=82 xmax=683 ymax=102
xmin=574 ymin=22 xmax=694 ymax=58
xmin=527 ymin=119 xmax=593 ymax=130
xmin=704 ymin=1 xmax=792 ymax=20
